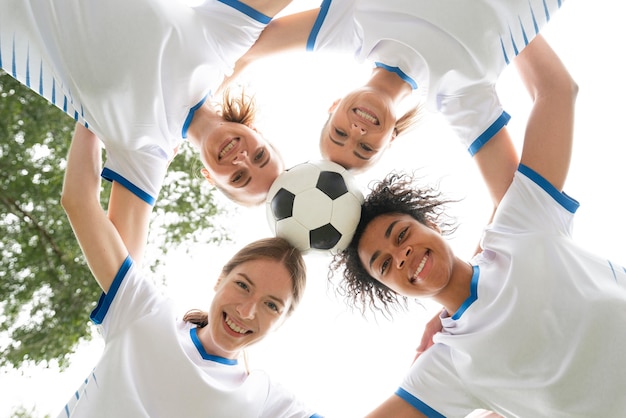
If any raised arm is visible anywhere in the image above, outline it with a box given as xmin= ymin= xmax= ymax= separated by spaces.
xmin=514 ymin=35 xmax=577 ymax=190
xmin=60 ymin=124 xmax=129 ymax=292
xmin=240 ymin=0 xmax=297 ymax=18
xmin=220 ymin=9 xmax=319 ymax=91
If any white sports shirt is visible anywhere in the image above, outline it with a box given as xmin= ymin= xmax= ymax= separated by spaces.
xmin=57 ymin=257 xmax=321 ymax=418
xmin=307 ymin=0 xmax=564 ymax=155
xmin=397 ymin=166 xmax=626 ymax=417
xmin=0 ymin=0 xmax=269 ymax=205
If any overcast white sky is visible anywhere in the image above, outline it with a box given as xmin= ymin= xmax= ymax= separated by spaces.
xmin=2 ymin=1 xmax=626 ymax=417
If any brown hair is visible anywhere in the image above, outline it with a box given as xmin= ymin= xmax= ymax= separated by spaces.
xmin=184 ymin=237 xmax=306 ymax=326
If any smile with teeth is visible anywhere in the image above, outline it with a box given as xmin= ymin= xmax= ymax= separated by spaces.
xmin=219 ymin=138 xmax=239 ymax=160
xmin=410 ymin=252 xmax=430 ymax=284
xmin=354 ymin=108 xmax=379 ymax=125
xmin=224 ymin=314 xmax=250 ymax=335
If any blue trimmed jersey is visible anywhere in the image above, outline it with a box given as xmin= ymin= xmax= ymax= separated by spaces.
xmin=0 ymin=0 xmax=270 ymax=205
xmin=307 ymin=0 xmax=564 ymax=155
xmin=397 ymin=167 xmax=626 ymax=417
xmin=57 ymin=258 xmax=321 ymax=418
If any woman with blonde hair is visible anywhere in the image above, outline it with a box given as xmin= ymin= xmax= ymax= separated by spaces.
xmin=1 ymin=0 xmax=289 ymax=208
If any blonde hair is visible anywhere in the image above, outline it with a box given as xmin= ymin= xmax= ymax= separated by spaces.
xmin=219 ymin=87 xmax=257 ymax=126
xmin=211 ymin=88 xmax=285 ymax=207
xmin=394 ymin=103 xmax=423 ymax=137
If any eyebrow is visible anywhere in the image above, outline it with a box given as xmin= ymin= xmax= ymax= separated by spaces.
xmin=368 ymin=220 xmax=400 ymax=270
xmin=238 ymin=273 xmax=286 ymax=307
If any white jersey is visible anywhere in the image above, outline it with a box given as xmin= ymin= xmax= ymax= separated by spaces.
xmin=0 ymin=0 xmax=269 ymax=205
xmin=57 ymin=257 xmax=321 ymax=418
xmin=307 ymin=0 xmax=563 ymax=155
xmin=397 ymin=166 xmax=626 ymax=417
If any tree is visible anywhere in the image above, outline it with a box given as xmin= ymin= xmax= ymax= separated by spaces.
xmin=0 ymin=71 xmax=229 ymax=370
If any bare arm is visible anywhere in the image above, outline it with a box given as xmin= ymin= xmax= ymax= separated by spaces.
xmin=473 ymin=127 xmax=518 ymax=210
xmin=470 ymin=35 xmax=576 ymax=254
xmin=471 ymin=128 xmax=518 ymax=253
xmin=239 ymin=0 xmax=295 ymax=18
xmin=60 ymin=124 xmax=129 ymax=292
xmin=107 ymin=181 xmax=152 ymax=266
xmin=514 ymin=35 xmax=577 ymax=190
xmin=366 ymin=395 xmax=427 ymax=418
xmin=220 ymin=9 xmax=319 ymax=92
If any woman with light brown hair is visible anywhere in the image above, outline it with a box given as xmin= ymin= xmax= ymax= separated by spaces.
xmin=58 ymin=124 xmax=320 ymax=417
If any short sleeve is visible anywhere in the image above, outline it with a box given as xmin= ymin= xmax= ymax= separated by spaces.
xmin=437 ymin=83 xmax=508 ymax=156
xmin=102 ymin=140 xmax=171 ymax=206
xmin=259 ymin=376 xmax=322 ymax=418
xmin=398 ymin=344 xmax=482 ymax=417
xmin=486 ymin=166 xmax=579 ymax=239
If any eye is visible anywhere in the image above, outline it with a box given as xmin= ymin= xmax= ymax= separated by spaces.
xmin=236 ymin=281 xmax=249 ymax=291
xmin=380 ymin=257 xmax=391 ymax=275
xmin=230 ymin=171 xmax=244 ymax=184
xmin=359 ymin=143 xmax=374 ymax=152
xmin=266 ymin=301 xmax=280 ymax=313
xmin=397 ymin=227 xmax=408 ymax=243
xmin=254 ymin=148 xmax=265 ymax=162
xmin=334 ymin=128 xmax=347 ymax=138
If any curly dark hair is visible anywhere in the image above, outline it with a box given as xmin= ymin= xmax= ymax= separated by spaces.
xmin=328 ymin=171 xmax=458 ymax=317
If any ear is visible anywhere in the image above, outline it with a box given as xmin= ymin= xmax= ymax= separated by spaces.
xmin=388 ymin=127 xmax=398 ymax=146
xmin=327 ymin=98 xmax=341 ymax=114
xmin=200 ymin=167 xmax=216 ymax=185
xmin=214 ymin=275 xmax=224 ymax=291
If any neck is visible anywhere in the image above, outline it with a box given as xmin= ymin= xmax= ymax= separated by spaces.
xmin=367 ymin=67 xmax=413 ymax=106
xmin=435 ymin=258 xmax=475 ymax=317
xmin=196 ymin=325 xmax=240 ymax=360
xmin=185 ymin=101 xmax=222 ymax=149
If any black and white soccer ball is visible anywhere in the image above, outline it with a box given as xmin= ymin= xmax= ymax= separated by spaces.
xmin=266 ymin=160 xmax=364 ymax=253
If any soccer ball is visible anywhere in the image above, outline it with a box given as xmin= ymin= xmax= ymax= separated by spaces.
xmin=266 ymin=160 xmax=364 ymax=253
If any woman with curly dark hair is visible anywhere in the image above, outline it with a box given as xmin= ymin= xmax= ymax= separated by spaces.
xmin=329 ymin=172 xmax=458 ymax=316
xmin=328 ymin=35 xmax=626 ymax=417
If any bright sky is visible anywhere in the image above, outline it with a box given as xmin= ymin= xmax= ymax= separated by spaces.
xmin=2 ymin=1 xmax=625 ymax=417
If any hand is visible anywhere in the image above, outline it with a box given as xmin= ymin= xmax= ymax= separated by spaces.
xmin=414 ymin=310 xmax=443 ymax=362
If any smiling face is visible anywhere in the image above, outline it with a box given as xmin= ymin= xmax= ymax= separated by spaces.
xmin=357 ymin=213 xmax=455 ymax=299
xmin=206 ymin=258 xmax=294 ymax=359
xmin=200 ymin=121 xmax=282 ymax=205
xmin=320 ymin=89 xmax=397 ymax=171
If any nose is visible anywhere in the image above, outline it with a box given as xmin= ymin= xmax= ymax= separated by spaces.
xmin=351 ymin=122 xmax=367 ymax=135
xmin=396 ymin=246 xmax=412 ymax=269
xmin=237 ymin=299 xmax=256 ymax=320
xmin=232 ymin=150 xmax=248 ymax=165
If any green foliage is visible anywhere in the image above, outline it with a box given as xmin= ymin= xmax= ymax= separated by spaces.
xmin=7 ymin=405 xmax=48 ymax=418
xmin=0 ymin=71 xmax=229 ymax=369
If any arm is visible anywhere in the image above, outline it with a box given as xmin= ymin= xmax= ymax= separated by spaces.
xmin=470 ymin=35 xmax=576 ymax=253
xmin=366 ymin=395 xmax=426 ymax=418
xmin=413 ymin=310 xmax=443 ymax=362
xmin=473 ymin=127 xmax=519 ymax=209
xmin=107 ymin=181 xmax=152 ymax=266
xmin=60 ymin=124 xmax=129 ymax=292
xmin=239 ymin=0 xmax=296 ymax=18
xmin=514 ymin=35 xmax=577 ymax=190
xmin=220 ymin=9 xmax=319 ymax=92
